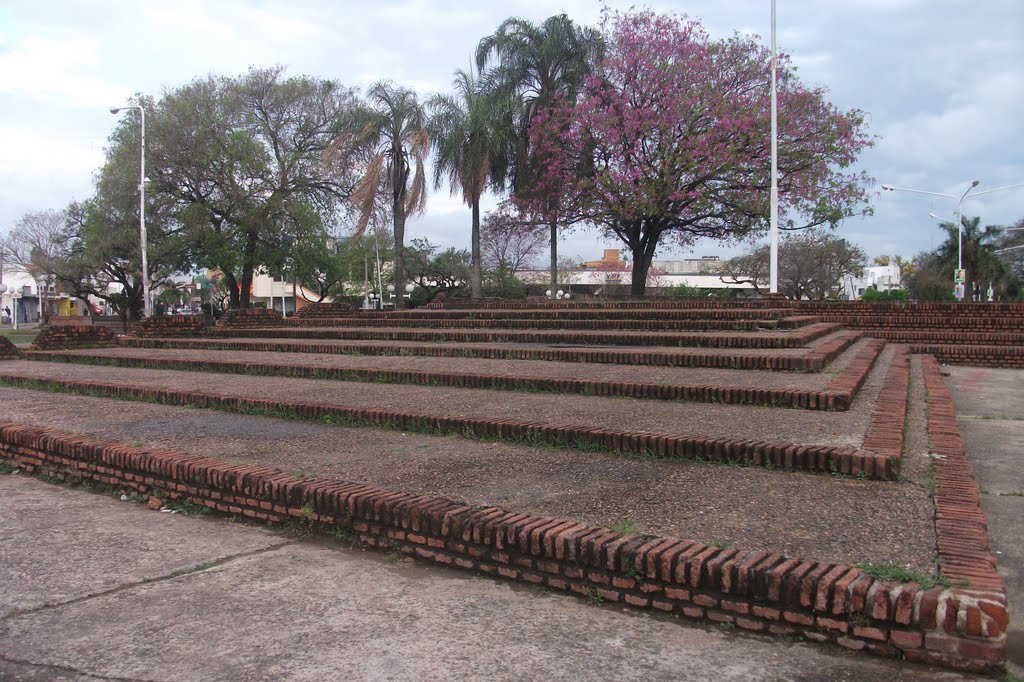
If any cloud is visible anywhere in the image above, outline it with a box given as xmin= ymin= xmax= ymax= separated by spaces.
xmin=0 ymin=34 xmax=127 ymax=108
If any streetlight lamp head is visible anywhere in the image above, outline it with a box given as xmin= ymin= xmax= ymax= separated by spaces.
xmin=970 ymin=180 xmax=980 ymax=187
xmin=109 ymin=106 xmax=121 ymax=114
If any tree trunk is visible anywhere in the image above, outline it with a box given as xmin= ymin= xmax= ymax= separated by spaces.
xmin=548 ymin=219 xmax=558 ymax=298
xmin=240 ymin=268 xmax=253 ymax=308
xmin=628 ymin=231 xmax=659 ymax=297
xmin=471 ymin=196 xmax=483 ymax=298
xmin=393 ymin=205 xmax=407 ymax=310
xmin=630 ymin=256 xmax=650 ymax=296
xmin=223 ymin=271 xmax=241 ymax=308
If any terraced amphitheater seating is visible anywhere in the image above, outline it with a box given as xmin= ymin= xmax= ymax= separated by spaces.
xmin=2 ymin=295 xmax=1010 ymax=671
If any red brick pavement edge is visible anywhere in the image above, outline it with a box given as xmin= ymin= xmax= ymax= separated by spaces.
xmin=0 ymin=388 xmax=1005 ymax=672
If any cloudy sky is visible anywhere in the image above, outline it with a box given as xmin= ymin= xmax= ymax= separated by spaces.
xmin=1 ymin=0 xmax=1022 ymax=264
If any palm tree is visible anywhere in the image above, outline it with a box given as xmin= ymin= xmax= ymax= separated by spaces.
xmin=476 ymin=14 xmax=603 ymax=297
xmin=934 ymin=216 xmax=1017 ymax=299
xmin=427 ymin=69 xmax=511 ymax=298
xmin=330 ymin=80 xmax=428 ymax=308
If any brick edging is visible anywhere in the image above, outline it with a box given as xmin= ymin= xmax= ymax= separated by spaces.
xmin=910 ymin=355 xmax=1008 ymax=668
xmin=0 ymin=372 xmax=892 ymax=478
xmin=861 ymin=345 xmax=909 ymax=459
xmin=908 ymin=344 xmax=1024 ymax=369
xmin=26 ymin=348 xmax=874 ymax=412
xmin=823 ymin=338 xmax=884 ymax=409
xmin=0 ymin=421 xmax=1003 ymax=672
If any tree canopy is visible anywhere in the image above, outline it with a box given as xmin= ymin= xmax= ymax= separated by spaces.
xmin=723 ymin=228 xmax=866 ymax=299
xmin=531 ymin=9 xmax=873 ymax=295
xmin=148 ymin=66 xmax=361 ymax=308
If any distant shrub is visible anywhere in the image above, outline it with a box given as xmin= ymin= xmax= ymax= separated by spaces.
xmin=664 ymin=283 xmax=702 ymax=298
xmin=861 ymin=287 xmax=907 ymax=301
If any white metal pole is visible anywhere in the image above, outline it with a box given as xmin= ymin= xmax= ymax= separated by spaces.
xmin=139 ymin=106 xmax=151 ymax=318
xmin=111 ymin=104 xmax=151 ymax=318
xmin=769 ymin=0 xmax=779 ymax=294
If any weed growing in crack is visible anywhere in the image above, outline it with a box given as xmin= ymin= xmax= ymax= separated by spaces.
xmin=855 ymin=562 xmax=961 ymax=590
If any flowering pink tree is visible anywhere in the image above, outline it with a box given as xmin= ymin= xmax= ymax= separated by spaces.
xmin=532 ymin=9 xmax=873 ymax=295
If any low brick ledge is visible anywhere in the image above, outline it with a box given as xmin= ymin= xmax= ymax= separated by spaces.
xmin=31 ymin=324 xmax=117 ymax=350
xmin=861 ymin=345 xmax=910 ymax=461
xmin=117 ymin=335 xmax=857 ymax=372
xmin=909 ymin=344 xmax=1024 ymax=369
xmin=25 ymin=341 xmax=882 ymax=411
xmin=0 ymin=372 xmax=893 ymax=478
xmin=0 ymin=421 xmax=1005 ymax=672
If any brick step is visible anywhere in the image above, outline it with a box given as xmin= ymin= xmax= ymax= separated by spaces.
xmin=297 ymin=307 xmax=798 ymax=321
xmin=0 ymin=371 xmax=894 ymax=478
xmin=907 ymin=344 xmax=1024 ymax=369
xmin=207 ymin=323 xmax=841 ymax=350
xmin=24 ymin=339 xmax=884 ymax=410
xmin=863 ymin=330 xmax=1024 ymax=346
xmin=118 ymin=329 xmax=861 ymax=371
xmin=815 ymin=315 xmax=1024 ymax=331
xmin=284 ymin=317 xmax=793 ymax=331
xmin=430 ymin=298 xmax=792 ymax=310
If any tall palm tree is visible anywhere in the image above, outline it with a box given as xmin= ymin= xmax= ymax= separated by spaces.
xmin=330 ymin=80 xmax=428 ymax=308
xmin=428 ymin=69 xmax=511 ymax=298
xmin=476 ymin=14 xmax=603 ymax=297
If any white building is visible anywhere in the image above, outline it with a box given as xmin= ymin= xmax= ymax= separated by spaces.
xmin=842 ymin=264 xmax=902 ymax=300
xmin=0 ymin=265 xmax=53 ymax=324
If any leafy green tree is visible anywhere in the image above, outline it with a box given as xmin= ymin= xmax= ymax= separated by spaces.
xmin=403 ymin=238 xmax=470 ymax=303
xmin=476 ymin=13 xmax=604 ymax=296
xmin=916 ymin=216 xmax=1019 ymax=300
xmin=332 ymin=80 xmax=429 ymax=309
xmin=148 ymin=66 xmax=362 ymax=308
xmin=428 ymin=69 xmax=512 ymax=297
xmin=52 ymin=103 xmax=188 ymax=324
xmin=995 ymin=217 xmax=1024 ymax=282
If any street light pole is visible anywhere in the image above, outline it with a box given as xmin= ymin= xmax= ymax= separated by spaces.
xmin=769 ymin=0 xmax=779 ymax=294
xmin=110 ymin=104 xmax=151 ymax=318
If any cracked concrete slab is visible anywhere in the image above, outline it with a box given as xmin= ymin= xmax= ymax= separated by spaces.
xmin=0 ymin=475 xmax=282 ymax=619
xmin=0 ymin=475 xmax=971 ymax=681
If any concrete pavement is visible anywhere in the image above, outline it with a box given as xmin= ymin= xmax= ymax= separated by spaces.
xmin=0 ymin=474 xmax=971 ymax=682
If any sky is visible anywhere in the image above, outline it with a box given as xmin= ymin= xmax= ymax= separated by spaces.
xmin=1 ymin=0 xmax=1022 ymax=265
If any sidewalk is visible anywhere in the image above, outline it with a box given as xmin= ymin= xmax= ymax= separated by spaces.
xmin=0 ymin=475 xmax=969 ymax=681
xmin=946 ymin=365 xmax=1024 ymax=677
